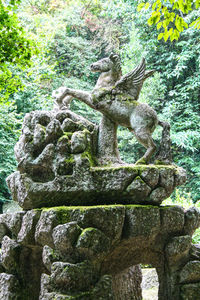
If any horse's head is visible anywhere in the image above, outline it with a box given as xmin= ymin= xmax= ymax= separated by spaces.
xmin=90 ymin=53 xmax=121 ymax=74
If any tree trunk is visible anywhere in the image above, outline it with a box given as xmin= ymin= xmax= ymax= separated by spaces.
xmin=112 ymin=265 xmax=142 ymax=300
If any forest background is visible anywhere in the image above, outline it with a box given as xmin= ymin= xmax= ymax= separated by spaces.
xmin=0 ymin=0 xmax=199 ymax=220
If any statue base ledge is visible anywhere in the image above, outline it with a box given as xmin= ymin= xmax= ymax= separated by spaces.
xmin=7 ymin=164 xmax=186 ymax=210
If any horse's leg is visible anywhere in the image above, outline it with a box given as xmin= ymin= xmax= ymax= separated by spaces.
xmin=98 ymin=115 xmax=123 ymax=165
xmin=56 ymin=87 xmax=96 ymax=110
xmin=133 ymin=129 xmax=156 ymax=164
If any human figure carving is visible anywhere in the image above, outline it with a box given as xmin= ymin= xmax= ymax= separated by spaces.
xmin=53 ymin=53 xmax=170 ymax=164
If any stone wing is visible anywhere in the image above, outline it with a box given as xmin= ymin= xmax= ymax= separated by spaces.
xmin=115 ymin=58 xmax=153 ymax=100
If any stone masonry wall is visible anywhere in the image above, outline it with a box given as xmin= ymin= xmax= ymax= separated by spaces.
xmin=0 ymin=205 xmax=200 ymax=300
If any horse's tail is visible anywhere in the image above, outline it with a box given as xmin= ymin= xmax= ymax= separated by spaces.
xmin=157 ymin=120 xmax=172 ymax=164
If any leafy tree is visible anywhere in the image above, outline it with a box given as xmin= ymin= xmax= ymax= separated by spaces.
xmin=0 ymin=104 xmax=21 ymax=202
xmin=137 ymin=0 xmax=200 ymax=41
xmin=0 ymin=0 xmax=36 ymax=101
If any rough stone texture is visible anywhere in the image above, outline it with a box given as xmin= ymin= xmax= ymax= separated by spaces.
xmin=52 ymin=222 xmax=81 ymax=256
xmin=112 ymin=265 xmax=142 ymax=300
xmin=35 ymin=210 xmax=60 ymax=248
xmin=180 ymin=283 xmax=200 ymax=300
xmin=6 ymin=109 xmax=186 ymax=210
xmin=1 ymin=236 xmax=20 ymax=273
xmin=0 ymin=205 xmax=199 ymax=300
xmin=17 ymin=210 xmax=41 ymax=245
xmin=0 ymin=273 xmax=19 ymax=300
xmin=180 ymin=260 xmax=200 ymax=283
xmin=183 ymin=206 xmax=200 ymax=235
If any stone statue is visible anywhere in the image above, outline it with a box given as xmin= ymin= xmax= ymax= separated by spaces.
xmin=3 ymin=52 xmax=200 ymax=300
xmin=53 ymin=53 xmax=171 ymax=164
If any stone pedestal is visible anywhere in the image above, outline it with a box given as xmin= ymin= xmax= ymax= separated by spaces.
xmin=0 ymin=205 xmax=200 ymax=300
xmin=2 ymin=109 xmax=200 ymax=300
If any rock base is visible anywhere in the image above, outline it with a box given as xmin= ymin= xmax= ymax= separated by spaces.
xmin=0 ymin=205 xmax=200 ymax=300
xmin=6 ymin=109 xmax=186 ymax=210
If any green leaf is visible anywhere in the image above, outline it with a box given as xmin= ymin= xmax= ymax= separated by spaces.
xmin=145 ymin=2 xmax=150 ymax=10
xmin=148 ymin=17 xmax=154 ymax=26
xmin=158 ymin=32 xmax=164 ymax=40
xmin=163 ymin=30 xmax=169 ymax=41
xmin=157 ymin=21 xmax=162 ymax=30
xmin=137 ymin=3 xmax=145 ymax=12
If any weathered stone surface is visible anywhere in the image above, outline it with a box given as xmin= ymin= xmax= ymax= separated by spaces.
xmin=190 ymin=244 xmax=200 ymax=260
xmin=149 ymin=187 xmax=167 ymax=205
xmin=174 ymin=166 xmax=187 ymax=187
xmin=160 ymin=205 xmax=185 ymax=233
xmin=91 ymin=275 xmax=113 ymax=299
xmin=17 ymin=210 xmax=41 ymax=245
xmin=42 ymin=245 xmax=60 ymax=272
xmin=180 ymin=282 xmax=200 ymax=300
xmin=140 ymin=166 xmax=159 ymax=188
xmin=35 ymin=210 xmax=59 ymax=247
xmin=159 ymin=167 xmax=174 ymax=193
xmin=6 ymin=110 xmax=186 ymax=209
xmin=39 ymin=273 xmax=52 ymax=300
xmin=0 ymin=205 xmax=199 ymax=300
xmin=51 ymin=261 xmax=97 ymax=292
xmin=184 ymin=207 xmax=200 ymax=235
xmin=0 ymin=212 xmax=25 ymax=242
xmin=0 ymin=273 xmax=19 ymax=300
xmin=76 ymin=227 xmax=111 ymax=258
xmin=69 ymin=205 xmax=125 ymax=243
xmin=71 ymin=131 xmax=87 ymax=153
xmin=1 ymin=236 xmax=20 ymax=272
xmin=165 ymin=235 xmax=192 ymax=268
xmin=124 ymin=206 xmax=160 ymax=240
xmin=52 ymin=222 xmax=81 ymax=254
xmin=180 ymin=260 xmax=200 ymax=283
xmin=0 ymin=221 xmax=9 ymax=243
xmin=126 ymin=176 xmax=151 ymax=200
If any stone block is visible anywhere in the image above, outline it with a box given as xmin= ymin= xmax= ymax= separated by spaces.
xmin=17 ymin=210 xmax=41 ymax=245
xmin=140 ymin=166 xmax=159 ymax=188
xmin=70 ymin=205 xmax=125 ymax=243
xmin=149 ymin=187 xmax=167 ymax=204
xmin=35 ymin=210 xmax=59 ymax=247
xmin=71 ymin=131 xmax=87 ymax=153
xmin=0 ymin=212 xmax=25 ymax=242
xmin=160 ymin=205 xmax=185 ymax=234
xmin=1 ymin=236 xmax=20 ymax=272
xmin=42 ymin=245 xmax=61 ymax=272
xmin=0 ymin=273 xmax=19 ymax=300
xmin=126 ymin=176 xmax=151 ymax=200
xmin=52 ymin=222 xmax=81 ymax=254
xmin=165 ymin=235 xmax=191 ymax=268
xmin=180 ymin=260 xmax=200 ymax=283
xmin=180 ymin=282 xmax=200 ymax=300
xmin=51 ymin=261 xmax=97 ymax=292
xmin=76 ymin=227 xmax=111 ymax=258
xmin=124 ymin=206 xmax=160 ymax=240
xmin=159 ymin=167 xmax=174 ymax=194
xmin=183 ymin=207 xmax=200 ymax=236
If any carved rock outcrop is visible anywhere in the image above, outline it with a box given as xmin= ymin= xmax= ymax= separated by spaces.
xmin=7 ymin=110 xmax=186 ymax=209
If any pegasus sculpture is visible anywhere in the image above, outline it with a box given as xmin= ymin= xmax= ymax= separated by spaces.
xmin=53 ymin=53 xmax=170 ymax=165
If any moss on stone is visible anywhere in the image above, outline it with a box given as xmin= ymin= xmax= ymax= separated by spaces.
xmin=91 ymin=164 xmax=177 ymax=176
xmin=81 ymin=151 xmax=97 ymax=167
xmin=125 ymin=204 xmax=159 ymax=209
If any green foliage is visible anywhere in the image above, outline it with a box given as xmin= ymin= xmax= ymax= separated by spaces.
xmin=137 ymin=0 xmax=200 ymax=41
xmin=0 ymin=104 xmax=21 ymax=202
xmin=0 ymin=0 xmax=36 ymax=101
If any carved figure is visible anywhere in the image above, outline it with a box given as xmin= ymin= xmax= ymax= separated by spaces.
xmin=54 ymin=54 xmax=170 ymax=164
